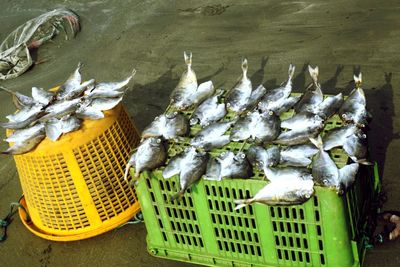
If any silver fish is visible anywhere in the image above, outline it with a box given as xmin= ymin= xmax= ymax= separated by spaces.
xmin=230 ymin=110 xmax=280 ymax=144
xmin=190 ymin=121 xmax=234 ymax=151
xmin=3 ymin=133 xmax=45 ymax=155
xmin=315 ymin=93 xmax=343 ymax=119
xmin=162 ymin=151 xmax=186 ymax=179
xmin=170 ymin=51 xmax=198 ymax=110
xmin=6 ymin=104 xmax=43 ymax=122
xmin=281 ymin=112 xmax=324 ymax=130
xmin=168 ymin=147 xmax=209 ymax=201
xmin=205 ymin=151 xmax=252 ymax=181
xmin=190 ymin=92 xmax=226 ymax=127
xmin=225 ymin=58 xmax=252 ymax=113
xmin=4 ymin=123 xmax=45 ymax=143
xmin=246 ymin=146 xmax=280 ymax=169
xmin=295 ymin=65 xmax=323 ymax=114
xmin=88 ymin=96 xmax=123 ymax=111
xmin=245 ymin=84 xmax=267 ymax=111
xmin=323 ymin=125 xmax=358 ymax=151
xmin=61 ymin=79 xmax=95 ymax=100
xmin=40 ymin=98 xmax=82 ymax=120
xmin=258 ymin=64 xmax=296 ymax=113
xmin=88 ymin=69 xmax=136 ymax=98
xmin=57 ymin=63 xmax=82 ymax=100
xmin=124 ymin=137 xmax=167 ymax=181
xmin=75 ymin=105 xmax=104 ymax=120
xmin=274 ymin=95 xmax=301 ymax=115
xmin=142 ymin=112 xmax=189 ymax=140
xmin=264 ymin=166 xmax=313 ymax=182
xmin=45 ymin=118 xmax=63 ymax=141
xmin=31 ymin=86 xmax=54 ymax=106
xmin=280 ymin=144 xmax=319 ymax=167
xmin=274 ymin=125 xmax=323 ymax=146
xmin=343 ymin=132 xmax=368 ymax=162
xmin=234 ymin=177 xmax=314 ymax=209
xmin=0 ymin=86 xmax=36 ymax=108
xmin=61 ymin=115 xmax=81 ymax=134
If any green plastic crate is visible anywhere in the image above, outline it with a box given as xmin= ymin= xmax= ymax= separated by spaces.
xmin=134 ymin=96 xmax=380 ymax=267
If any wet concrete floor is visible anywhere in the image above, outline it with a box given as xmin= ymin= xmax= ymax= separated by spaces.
xmin=0 ymin=0 xmax=399 ymax=266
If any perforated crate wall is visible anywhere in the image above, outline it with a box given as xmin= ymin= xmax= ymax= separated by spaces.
xmin=13 ymin=104 xmax=141 ymax=241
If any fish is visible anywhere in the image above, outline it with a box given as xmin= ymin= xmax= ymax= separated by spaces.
xmin=0 ymin=86 xmax=36 ymax=108
xmin=274 ymin=125 xmax=323 ymax=146
xmin=75 ymin=105 xmax=104 ymax=120
xmin=45 ymin=118 xmax=63 ymax=141
xmin=57 ymin=63 xmax=82 ymax=100
xmin=124 ymin=137 xmax=167 ymax=181
xmin=169 ymin=51 xmax=198 ymax=110
xmin=234 ymin=177 xmax=314 ymax=209
xmin=190 ymin=120 xmax=234 ymax=151
xmin=88 ymin=96 xmax=123 ymax=111
xmin=40 ymin=98 xmax=82 ymax=121
xmin=274 ymin=95 xmax=301 ymax=115
xmin=225 ymin=58 xmax=252 ymax=113
xmin=31 ymin=86 xmax=55 ymax=106
xmin=230 ymin=110 xmax=280 ymax=144
xmin=60 ymin=79 xmax=95 ymax=100
xmin=166 ymin=147 xmax=209 ymax=202
xmin=246 ymin=145 xmax=280 ymax=169
xmin=175 ymin=80 xmax=216 ymax=110
xmin=323 ymin=125 xmax=358 ymax=151
xmin=162 ymin=151 xmax=186 ymax=179
xmin=2 ymin=133 xmax=45 ymax=155
xmin=280 ymin=112 xmax=324 ymax=130
xmin=5 ymin=104 xmax=43 ymax=123
xmin=205 ymin=151 xmax=252 ymax=181
xmin=280 ymin=144 xmax=319 ymax=167
xmin=258 ymin=64 xmax=296 ymax=113
xmin=142 ymin=112 xmax=189 ymax=140
xmin=295 ymin=65 xmax=324 ymax=114
xmin=190 ymin=91 xmax=226 ymax=127
xmin=315 ymin=93 xmax=343 ymax=120
xmin=87 ymin=69 xmax=136 ymax=98
xmin=4 ymin=123 xmax=45 ymax=143
xmin=310 ymin=135 xmax=359 ymax=194
xmin=343 ymin=131 xmax=369 ymax=163
xmin=61 ymin=115 xmax=81 ymax=134
xmin=263 ymin=166 xmax=313 ymax=182
xmin=244 ymin=84 xmax=267 ymax=111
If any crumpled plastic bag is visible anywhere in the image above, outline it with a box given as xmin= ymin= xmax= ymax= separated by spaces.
xmin=0 ymin=7 xmax=80 ymax=80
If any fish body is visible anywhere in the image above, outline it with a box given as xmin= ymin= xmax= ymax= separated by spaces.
xmin=280 ymin=144 xmax=318 ymax=167
xmin=0 ymin=86 xmax=36 ymax=108
xmin=258 ymin=64 xmax=296 ymax=113
xmin=343 ymin=132 xmax=368 ymax=161
xmin=31 ymin=87 xmax=54 ymax=106
xmin=245 ymin=84 xmax=267 ymax=110
xmin=3 ymin=133 xmax=45 ymax=155
xmin=6 ymin=104 xmax=43 ymax=122
xmin=225 ymin=58 xmax=252 ymax=113
xmin=264 ymin=166 xmax=313 ymax=182
xmin=274 ymin=125 xmax=323 ymax=146
xmin=57 ymin=63 xmax=82 ymax=100
xmin=5 ymin=123 xmax=45 ymax=143
xmin=315 ymin=93 xmax=343 ymax=120
xmin=274 ymin=95 xmax=301 ymax=115
xmin=124 ymin=137 xmax=167 ymax=181
xmin=88 ymin=96 xmax=123 ymax=111
xmin=205 ymin=151 xmax=252 ymax=181
xmin=323 ymin=125 xmax=358 ymax=151
xmin=41 ymin=98 xmax=82 ymax=120
xmin=60 ymin=79 xmax=95 ymax=100
xmin=88 ymin=69 xmax=136 ymax=98
xmin=190 ymin=93 xmax=226 ymax=127
xmin=190 ymin=121 xmax=233 ymax=151
xmin=281 ymin=112 xmax=324 ymax=130
xmin=246 ymin=145 xmax=280 ymax=169
xmin=295 ymin=66 xmax=323 ymax=114
xmin=75 ymin=100 xmax=104 ymax=120
xmin=142 ymin=112 xmax=189 ymax=140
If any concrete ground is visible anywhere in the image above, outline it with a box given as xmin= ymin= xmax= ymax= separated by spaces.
xmin=0 ymin=0 xmax=399 ymax=266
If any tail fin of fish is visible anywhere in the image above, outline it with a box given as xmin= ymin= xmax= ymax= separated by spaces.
xmin=123 ymin=162 xmax=132 ymax=182
xmin=354 ymin=73 xmax=362 ymax=88
xmin=350 ymin=156 xmax=373 ymax=165
xmin=170 ymin=190 xmax=185 ymax=203
xmin=308 ymin=65 xmax=319 ymax=84
xmin=241 ymin=58 xmax=248 ymax=77
xmin=309 ymin=135 xmax=323 ymax=150
xmin=184 ymin=51 xmax=192 ymax=68
xmin=234 ymin=199 xmax=252 ymax=210
xmin=288 ymin=64 xmax=296 ymax=81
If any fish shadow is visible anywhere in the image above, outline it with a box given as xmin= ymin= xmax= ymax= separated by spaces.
xmin=321 ymin=65 xmax=344 ymax=94
xmin=292 ymin=63 xmax=309 ymax=93
xmin=365 ymin=72 xmax=399 ymax=179
xmin=250 ymin=56 xmax=269 ymax=87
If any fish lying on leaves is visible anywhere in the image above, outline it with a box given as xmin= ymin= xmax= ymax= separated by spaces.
xmin=163 ymin=147 xmax=209 ymax=202
xmin=310 ymin=135 xmax=359 ymax=194
xmin=124 ymin=137 xmax=167 ymax=182
xmin=295 ymin=65 xmax=323 ymax=114
xmin=234 ymin=175 xmax=314 ymax=209
xmin=205 ymin=151 xmax=252 ymax=181
xmin=258 ymin=64 xmax=296 ymax=113
xmin=141 ymin=112 xmax=189 ymax=140
xmin=190 ymin=90 xmax=226 ymax=127
xmin=190 ymin=120 xmax=234 ymax=151
xmin=225 ymin=58 xmax=252 ymax=114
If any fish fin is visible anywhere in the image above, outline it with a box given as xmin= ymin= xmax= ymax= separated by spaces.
xmin=354 ymin=73 xmax=362 ymax=88
xmin=234 ymin=199 xmax=251 ymax=210
xmin=184 ymin=51 xmax=192 ymax=67
xmin=309 ymin=135 xmax=323 ymax=149
xmin=131 ymin=68 xmax=137 ymax=78
xmin=241 ymin=58 xmax=248 ymax=77
xmin=288 ymin=64 xmax=296 ymax=80
xmin=170 ymin=190 xmax=184 ymax=203
xmin=124 ymin=162 xmax=132 ymax=182
xmin=308 ymin=65 xmax=319 ymax=84
xmin=351 ymin=157 xmax=373 ymax=165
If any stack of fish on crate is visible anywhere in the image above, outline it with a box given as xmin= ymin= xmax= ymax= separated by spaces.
xmin=0 ymin=64 xmax=136 ymax=154
xmin=126 ymin=51 xmax=370 ymax=208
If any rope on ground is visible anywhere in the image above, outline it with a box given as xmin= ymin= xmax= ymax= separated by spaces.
xmin=114 ymin=212 xmax=144 ymax=231
xmin=0 ymin=196 xmax=29 ymax=242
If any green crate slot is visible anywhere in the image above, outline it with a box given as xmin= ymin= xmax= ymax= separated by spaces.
xmin=137 ymin=93 xmax=380 ymax=267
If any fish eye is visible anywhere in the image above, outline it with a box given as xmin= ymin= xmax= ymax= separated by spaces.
xmin=305 ymin=194 xmax=310 ymax=198
xmin=240 ymin=153 xmax=246 ymax=159
xmin=268 ymin=111 xmax=274 ymax=116
xmin=342 ymin=113 xmax=347 ymax=119
xmin=362 ymin=134 xmax=367 ymax=139
xmin=156 ymin=138 xmax=162 ymax=144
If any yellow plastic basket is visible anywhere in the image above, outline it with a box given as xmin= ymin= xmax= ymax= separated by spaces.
xmin=9 ymin=103 xmax=140 ymax=241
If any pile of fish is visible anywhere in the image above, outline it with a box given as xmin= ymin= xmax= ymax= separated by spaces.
xmin=125 ymin=52 xmax=371 ymax=209
xmin=0 ymin=64 xmax=136 ymax=154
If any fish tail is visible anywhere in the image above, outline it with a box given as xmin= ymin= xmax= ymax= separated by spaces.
xmin=308 ymin=65 xmax=319 ymax=84
xmin=131 ymin=68 xmax=137 ymax=78
xmin=234 ymin=199 xmax=252 ymax=210
xmin=288 ymin=64 xmax=296 ymax=81
xmin=354 ymin=73 xmax=362 ymax=88
xmin=123 ymin=162 xmax=132 ymax=181
xmin=309 ymin=135 xmax=323 ymax=150
xmin=352 ymin=157 xmax=373 ymax=165
xmin=170 ymin=190 xmax=184 ymax=203
xmin=184 ymin=51 xmax=192 ymax=67
xmin=241 ymin=58 xmax=248 ymax=77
